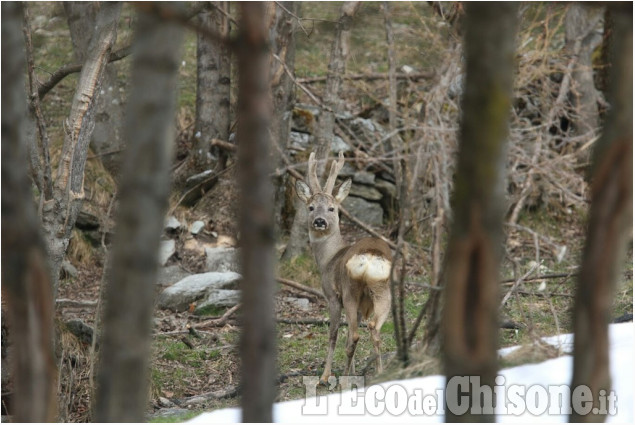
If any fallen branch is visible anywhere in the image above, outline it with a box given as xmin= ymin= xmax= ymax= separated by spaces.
xmin=176 ymin=385 xmax=239 ymax=406
xmin=500 ymin=262 xmax=540 ymax=308
xmin=211 ymin=138 xmax=237 ymax=152
xmin=276 ymin=317 xmax=365 ymax=327
xmin=500 ymin=272 xmax=576 ymax=285
xmin=276 ymin=277 xmax=325 ymax=300
xmin=56 ymin=298 xmax=98 ymax=308
xmin=194 ymin=303 xmax=241 ymax=329
xmin=298 ymin=71 xmax=434 ymax=84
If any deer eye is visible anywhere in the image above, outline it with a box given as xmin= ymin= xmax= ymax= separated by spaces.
xmin=309 ymin=206 xmax=314 ymax=211
xmin=328 ymin=207 xmax=335 ymax=212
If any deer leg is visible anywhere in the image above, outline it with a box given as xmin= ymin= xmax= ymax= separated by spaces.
xmin=320 ymin=300 xmax=341 ymax=385
xmin=369 ymin=290 xmax=391 ymax=373
xmin=343 ymin=300 xmax=360 ymax=376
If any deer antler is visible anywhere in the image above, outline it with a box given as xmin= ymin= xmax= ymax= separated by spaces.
xmin=307 ymin=152 xmax=321 ymax=193
xmin=324 ymin=151 xmax=345 ymax=195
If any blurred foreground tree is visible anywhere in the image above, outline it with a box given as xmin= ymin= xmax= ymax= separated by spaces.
xmin=424 ymin=2 xmax=518 ymax=421
xmin=237 ymin=2 xmax=276 ymax=422
xmin=1 ymin=3 xmax=57 ymax=421
xmin=95 ymin=4 xmax=184 ymax=421
xmin=570 ymin=3 xmax=632 ymax=422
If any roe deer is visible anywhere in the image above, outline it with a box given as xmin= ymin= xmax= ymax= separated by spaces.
xmin=295 ymin=151 xmax=392 ymax=384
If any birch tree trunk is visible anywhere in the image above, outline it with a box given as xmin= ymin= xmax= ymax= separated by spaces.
xmin=193 ymin=1 xmax=231 ymax=172
xmin=442 ymin=3 xmax=518 ymax=422
xmin=283 ymin=1 xmax=360 ymax=260
xmin=41 ymin=1 xmax=122 ymax=300
xmin=570 ymin=4 xmax=632 ymax=422
xmin=1 ymin=3 xmax=57 ymax=421
xmin=94 ymin=4 xmax=184 ymax=422
xmin=270 ymin=2 xmax=299 ymax=233
xmin=237 ymin=3 xmax=276 ymax=421
xmin=64 ymin=2 xmax=124 ymax=175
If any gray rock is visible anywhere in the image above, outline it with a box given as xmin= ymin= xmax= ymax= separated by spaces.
xmin=185 ymin=169 xmax=213 ymax=188
xmin=159 ymin=240 xmax=175 ymax=266
xmin=60 ymin=260 xmax=78 ymax=279
xmin=65 ymin=319 xmax=95 ymax=346
xmin=353 ymin=171 xmax=376 ymax=185
xmin=342 ymin=196 xmax=383 ymax=226
xmin=190 ymin=220 xmax=205 ymax=235
xmin=158 ymin=272 xmax=241 ymax=311
xmin=164 ymin=216 xmax=181 ymax=231
xmin=331 ymin=135 xmax=352 ymax=153
xmin=349 ymin=184 xmax=383 ymax=201
xmin=284 ymin=297 xmax=310 ymax=311
xmin=205 ymin=246 xmax=240 ymax=273
xmin=289 ymin=131 xmax=310 ymax=151
xmin=157 ymin=265 xmax=191 ymax=286
xmin=375 ymin=179 xmax=397 ymax=198
xmin=149 ymin=408 xmax=191 ymax=420
xmin=195 ymin=289 xmax=241 ymax=313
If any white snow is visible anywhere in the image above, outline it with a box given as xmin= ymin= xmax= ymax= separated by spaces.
xmin=188 ymin=323 xmax=634 ymax=423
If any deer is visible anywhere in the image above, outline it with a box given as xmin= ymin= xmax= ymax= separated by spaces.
xmin=295 ymin=151 xmax=392 ymax=384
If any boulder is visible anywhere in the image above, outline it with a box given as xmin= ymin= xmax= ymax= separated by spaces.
xmin=190 ymin=220 xmax=205 ymax=235
xmin=284 ymin=297 xmax=310 ymax=311
xmin=205 ymin=246 xmax=240 ymax=273
xmin=158 ymin=272 xmax=241 ymax=311
xmin=349 ymin=184 xmax=382 ymax=201
xmin=342 ymin=196 xmax=383 ymax=226
xmin=289 ymin=131 xmax=310 ymax=151
xmin=194 ymin=290 xmax=241 ymax=313
xmin=353 ymin=171 xmax=376 ymax=185
xmin=158 ymin=240 xmax=175 ymax=266
xmin=164 ymin=216 xmax=181 ymax=231
xmin=157 ymin=265 xmax=191 ymax=286
xmin=331 ymin=135 xmax=352 ymax=153
xmin=60 ymin=260 xmax=78 ymax=279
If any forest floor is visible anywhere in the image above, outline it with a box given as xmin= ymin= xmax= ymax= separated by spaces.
xmin=13 ymin=2 xmax=634 ymax=422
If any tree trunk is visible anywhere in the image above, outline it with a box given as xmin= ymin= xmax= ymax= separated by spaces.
xmin=41 ymin=1 xmax=122 ymax=300
xmin=270 ymin=2 xmax=299 ymax=234
xmin=193 ymin=1 xmax=231 ymax=172
xmin=1 ymin=3 xmax=57 ymax=421
xmin=94 ymin=4 xmax=184 ymax=422
xmin=64 ymin=2 xmax=124 ymax=176
xmin=564 ymin=3 xmax=603 ymax=158
xmin=570 ymin=4 xmax=632 ymax=422
xmin=442 ymin=3 xmax=518 ymax=422
xmin=237 ymin=3 xmax=276 ymax=422
xmin=282 ymin=1 xmax=360 ymax=260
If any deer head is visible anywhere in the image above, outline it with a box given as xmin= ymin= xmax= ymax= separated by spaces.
xmin=295 ymin=151 xmax=351 ymax=238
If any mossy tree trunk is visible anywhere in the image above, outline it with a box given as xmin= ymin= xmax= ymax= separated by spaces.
xmin=1 ymin=3 xmax=57 ymax=421
xmin=441 ymin=3 xmax=518 ymax=422
xmin=570 ymin=4 xmax=632 ymax=422
xmin=94 ymin=4 xmax=184 ymax=421
xmin=237 ymin=3 xmax=276 ymax=422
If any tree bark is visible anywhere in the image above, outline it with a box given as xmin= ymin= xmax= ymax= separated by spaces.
xmin=41 ymin=1 xmax=122 ymax=300
xmin=237 ymin=3 xmax=276 ymax=421
xmin=441 ymin=3 xmax=518 ymax=422
xmin=64 ymin=2 xmax=125 ymax=176
xmin=570 ymin=4 xmax=632 ymax=422
xmin=94 ymin=4 xmax=184 ymax=422
xmin=564 ymin=3 xmax=603 ymax=156
xmin=269 ymin=2 xmax=299 ymax=234
xmin=1 ymin=3 xmax=57 ymax=421
xmin=193 ymin=1 xmax=231 ymax=172
xmin=282 ymin=1 xmax=360 ymax=260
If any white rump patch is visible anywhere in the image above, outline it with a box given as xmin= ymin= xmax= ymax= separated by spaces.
xmin=346 ymin=254 xmax=391 ymax=283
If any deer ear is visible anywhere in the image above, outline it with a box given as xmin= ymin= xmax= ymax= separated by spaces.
xmin=333 ymin=178 xmax=352 ymax=203
xmin=295 ymin=179 xmax=312 ymax=203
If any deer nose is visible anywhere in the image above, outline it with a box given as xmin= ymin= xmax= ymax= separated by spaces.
xmin=313 ymin=218 xmax=327 ymax=229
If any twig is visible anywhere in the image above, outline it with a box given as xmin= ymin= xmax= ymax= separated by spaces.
xmin=276 ymin=277 xmax=325 ymax=300
xmin=500 ymin=262 xmax=540 ymax=308
xmin=211 ymin=138 xmax=237 ymax=152
xmin=272 ymin=53 xmax=327 ymax=109
xmin=38 ymin=45 xmax=132 ymax=100
xmin=276 ymin=318 xmax=365 ymax=327
xmin=176 ymin=385 xmax=239 ymax=406
xmin=339 ymin=206 xmax=396 ymax=249
xmin=500 ymin=272 xmax=577 ymax=285
xmin=297 ymin=71 xmax=434 ymax=84
xmin=194 ymin=303 xmax=241 ymax=329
